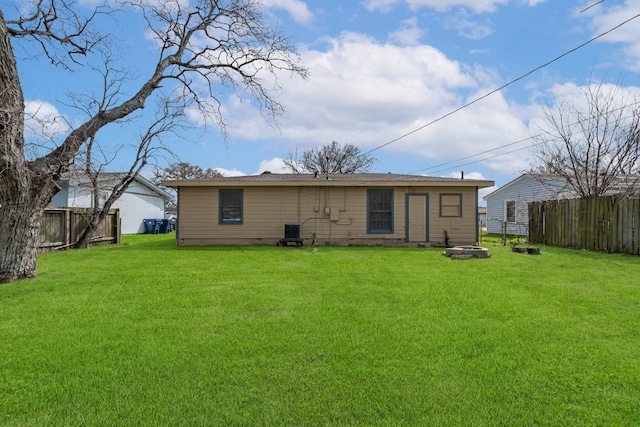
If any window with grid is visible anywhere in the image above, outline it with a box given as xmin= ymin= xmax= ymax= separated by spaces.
xmin=506 ymin=200 xmax=516 ymax=223
xmin=219 ymin=189 xmax=243 ymax=224
xmin=367 ymin=189 xmax=393 ymax=233
xmin=440 ymin=193 xmax=462 ymax=217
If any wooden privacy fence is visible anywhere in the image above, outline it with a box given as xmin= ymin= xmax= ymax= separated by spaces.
xmin=529 ymin=196 xmax=640 ymax=254
xmin=39 ymin=208 xmax=121 ymax=252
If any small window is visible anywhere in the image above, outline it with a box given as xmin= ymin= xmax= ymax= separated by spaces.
xmin=368 ymin=189 xmax=393 ymax=233
xmin=219 ymin=189 xmax=243 ymax=224
xmin=506 ymin=200 xmax=516 ymax=223
xmin=440 ymin=194 xmax=462 ymax=217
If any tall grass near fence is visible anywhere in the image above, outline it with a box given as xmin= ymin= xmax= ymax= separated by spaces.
xmin=1 ymin=235 xmax=640 ymax=425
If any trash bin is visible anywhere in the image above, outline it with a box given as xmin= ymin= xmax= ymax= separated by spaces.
xmin=144 ymin=218 xmax=161 ymax=234
xmin=144 ymin=219 xmax=155 ymax=234
xmin=159 ymin=219 xmax=172 ymax=233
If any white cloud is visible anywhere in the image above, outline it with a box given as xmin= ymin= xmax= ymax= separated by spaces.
xmin=445 ymin=10 xmax=493 ymax=40
xmin=185 ymin=107 xmax=207 ymax=127
xmin=446 ymin=171 xmax=495 ymax=200
xmin=363 ymin=0 xmax=549 ymax=13
xmin=216 ymin=168 xmax=247 ymax=177
xmin=263 ymin=0 xmax=313 ymax=25
xmin=362 ymin=0 xmax=400 ymax=13
xmin=581 ymin=1 xmax=640 ymax=70
xmin=363 ymin=0 xmax=509 ymax=14
xmin=447 ymin=171 xmax=487 ymax=180
xmin=389 ymin=17 xmax=425 ymax=45
xmin=24 ymin=100 xmax=70 ymax=139
xmin=256 ymin=157 xmax=290 ymax=174
xmin=213 ymin=31 xmax=540 ymax=176
xmin=212 ymin=159 xmax=289 ymax=177
xmin=546 ymin=81 xmax=640 ymax=110
xmin=479 ymin=185 xmax=496 ymax=201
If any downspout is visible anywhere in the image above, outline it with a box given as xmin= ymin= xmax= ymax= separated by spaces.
xmin=175 ymin=187 xmax=180 ymax=241
xmin=475 ymin=187 xmax=479 ymax=244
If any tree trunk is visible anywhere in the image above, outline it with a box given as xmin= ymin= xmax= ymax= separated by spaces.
xmin=75 ymin=214 xmax=106 ymax=249
xmin=0 ymin=12 xmax=56 ymax=282
xmin=0 ymin=203 xmax=43 ymax=282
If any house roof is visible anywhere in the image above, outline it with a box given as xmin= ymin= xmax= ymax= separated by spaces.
xmin=130 ymin=174 xmax=174 ymax=200
xmin=59 ymin=171 xmax=174 ymax=201
xmin=482 ymin=173 xmax=567 ymax=200
xmin=162 ymin=173 xmax=495 ymax=188
xmin=483 ymin=173 xmax=640 ymax=201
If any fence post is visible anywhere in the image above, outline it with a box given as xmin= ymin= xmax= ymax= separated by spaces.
xmin=114 ymin=209 xmax=121 ymax=245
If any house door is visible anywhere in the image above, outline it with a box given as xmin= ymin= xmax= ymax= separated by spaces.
xmin=407 ymin=194 xmax=428 ymax=242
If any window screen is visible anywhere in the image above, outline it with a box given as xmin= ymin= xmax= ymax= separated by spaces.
xmin=219 ymin=189 xmax=243 ymax=223
xmin=368 ymin=189 xmax=393 ymax=233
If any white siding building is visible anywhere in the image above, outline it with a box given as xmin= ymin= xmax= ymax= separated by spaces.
xmin=50 ymin=174 xmax=173 ymax=234
xmin=483 ymin=174 xmax=573 ymax=236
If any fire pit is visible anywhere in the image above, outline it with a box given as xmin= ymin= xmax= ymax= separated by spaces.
xmin=442 ymin=246 xmax=490 ymax=259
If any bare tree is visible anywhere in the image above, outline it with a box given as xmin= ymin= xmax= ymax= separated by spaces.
xmin=284 ymin=141 xmax=376 ymax=174
xmin=152 ymin=161 xmax=222 ymax=183
xmin=0 ymin=0 xmax=307 ymax=282
xmin=530 ymin=81 xmax=640 ymax=197
xmin=151 ymin=161 xmax=222 ymax=207
xmin=73 ymin=101 xmax=182 ymax=249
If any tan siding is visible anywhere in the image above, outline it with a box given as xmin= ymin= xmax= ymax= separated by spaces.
xmin=177 ymin=185 xmax=479 ymax=246
xmin=427 ymin=187 xmax=478 ymax=245
xmin=178 ymin=187 xmax=217 ymax=236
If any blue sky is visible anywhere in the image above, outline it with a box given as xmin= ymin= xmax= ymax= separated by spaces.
xmin=13 ymin=0 xmax=640 ymax=199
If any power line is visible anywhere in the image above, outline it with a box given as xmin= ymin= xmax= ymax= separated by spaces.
xmin=408 ymin=135 xmax=537 ymax=174
xmin=409 ymin=100 xmax=640 ymax=175
xmin=424 ymin=142 xmax=543 ymax=176
xmin=580 ymin=1 xmax=604 ymax=14
xmin=363 ymin=10 xmax=640 ymax=157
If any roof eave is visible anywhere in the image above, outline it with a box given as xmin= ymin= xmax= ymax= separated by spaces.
xmin=162 ymin=179 xmax=495 ymax=189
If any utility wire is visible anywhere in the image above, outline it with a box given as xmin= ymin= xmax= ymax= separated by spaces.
xmin=363 ymin=10 xmax=640 ymax=157
xmin=410 ymin=100 xmax=640 ymax=175
xmin=409 ymin=135 xmax=537 ymax=174
xmin=425 ymin=142 xmax=543 ymax=176
xmin=580 ymin=1 xmax=604 ymax=14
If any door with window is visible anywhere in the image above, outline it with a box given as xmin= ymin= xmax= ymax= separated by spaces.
xmin=407 ymin=194 xmax=428 ymax=242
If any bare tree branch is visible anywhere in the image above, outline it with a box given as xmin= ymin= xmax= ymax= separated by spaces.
xmin=530 ymin=80 xmax=640 ymax=197
xmin=73 ymin=98 xmax=185 ymax=248
xmin=6 ymin=0 xmax=109 ymax=66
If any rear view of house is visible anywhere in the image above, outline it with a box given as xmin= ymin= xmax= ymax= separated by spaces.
xmin=163 ymin=173 xmax=494 ymax=247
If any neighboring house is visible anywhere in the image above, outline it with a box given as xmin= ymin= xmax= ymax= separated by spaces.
xmin=50 ymin=173 xmax=174 ymax=234
xmin=162 ymin=173 xmax=494 ymax=247
xmin=483 ymin=174 xmax=573 ymax=236
xmin=478 ymin=206 xmax=487 ymax=227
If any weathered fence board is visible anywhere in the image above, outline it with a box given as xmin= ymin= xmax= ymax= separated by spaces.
xmin=39 ymin=208 xmax=121 ymax=252
xmin=529 ymin=196 xmax=640 ymax=255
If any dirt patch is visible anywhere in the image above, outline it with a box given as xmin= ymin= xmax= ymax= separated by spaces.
xmin=512 ymin=247 xmax=541 ymax=255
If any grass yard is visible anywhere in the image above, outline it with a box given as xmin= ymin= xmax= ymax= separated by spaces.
xmin=1 ymin=235 xmax=639 ymax=426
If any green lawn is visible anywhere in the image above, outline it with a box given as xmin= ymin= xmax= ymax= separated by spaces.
xmin=1 ymin=235 xmax=639 ymax=426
